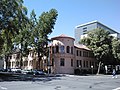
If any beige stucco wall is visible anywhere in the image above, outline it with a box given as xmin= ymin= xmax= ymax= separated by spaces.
xmin=51 ymin=36 xmax=75 ymax=74
xmin=53 ymin=54 xmax=75 ymax=74
xmin=51 ymin=35 xmax=97 ymax=74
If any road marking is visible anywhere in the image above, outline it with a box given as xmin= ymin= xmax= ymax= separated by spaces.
xmin=0 ymin=86 xmax=7 ymax=90
xmin=113 ymin=87 xmax=120 ymax=90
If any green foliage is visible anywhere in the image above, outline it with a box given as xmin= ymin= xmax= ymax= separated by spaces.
xmin=0 ymin=0 xmax=27 ymax=32
xmin=112 ymin=38 xmax=120 ymax=60
xmin=81 ymin=28 xmax=112 ymax=62
xmin=0 ymin=35 xmax=4 ymax=54
xmin=13 ymin=22 xmax=31 ymax=56
xmin=0 ymin=0 xmax=28 ymax=69
xmin=81 ymin=28 xmax=120 ymax=74
xmin=0 ymin=0 xmax=28 ymax=55
xmin=0 ymin=0 xmax=58 ymax=69
xmin=30 ymin=9 xmax=58 ymax=56
xmin=28 ymin=9 xmax=58 ymax=69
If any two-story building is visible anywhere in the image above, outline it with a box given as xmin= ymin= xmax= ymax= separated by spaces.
xmin=7 ymin=34 xmax=97 ymax=74
xmin=50 ymin=34 xmax=97 ymax=74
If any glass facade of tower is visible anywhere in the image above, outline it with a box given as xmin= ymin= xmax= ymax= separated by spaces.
xmin=75 ymin=21 xmax=119 ymax=44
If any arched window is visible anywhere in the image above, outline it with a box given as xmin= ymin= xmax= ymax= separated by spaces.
xmin=60 ymin=46 xmax=65 ymax=53
xmin=66 ymin=46 xmax=70 ymax=53
xmin=71 ymin=47 xmax=73 ymax=54
xmin=52 ymin=47 xmax=54 ymax=54
xmin=56 ymin=45 xmax=59 ymax=53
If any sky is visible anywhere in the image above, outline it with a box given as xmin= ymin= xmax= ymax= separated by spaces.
xmin=23 ymin=0 xmax=120 ymax=38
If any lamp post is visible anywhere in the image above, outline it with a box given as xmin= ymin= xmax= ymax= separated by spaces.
xmin=91 ymin=65 xmax=93 ymax=75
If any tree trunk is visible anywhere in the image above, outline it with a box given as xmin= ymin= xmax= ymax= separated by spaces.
xmin=5 ymin=55 xmax=8 ymax=70
xmin=20 ymin=39 xmax=23 ymax=69
xmin=96 ymin=61 xmax=101 ymax=75
xmin=37 ymin=43 xmax=41 ymax=70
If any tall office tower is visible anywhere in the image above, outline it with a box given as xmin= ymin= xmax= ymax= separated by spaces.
xmin=75 ymin=20 xmax=120 ymax=44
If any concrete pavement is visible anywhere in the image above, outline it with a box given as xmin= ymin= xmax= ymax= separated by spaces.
xmin=0 ymin=74 xmax=120 ymax=90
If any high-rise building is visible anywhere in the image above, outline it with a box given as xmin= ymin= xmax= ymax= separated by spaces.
xmin=75 ymin=20 xmax=120 ymax=44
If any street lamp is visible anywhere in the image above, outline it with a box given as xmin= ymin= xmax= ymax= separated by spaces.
xmin=91 ymin=65 xmax=93 ymax=74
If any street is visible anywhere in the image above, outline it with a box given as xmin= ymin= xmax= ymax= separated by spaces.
xmin=0 ymin=75 xmax=120 ymax=90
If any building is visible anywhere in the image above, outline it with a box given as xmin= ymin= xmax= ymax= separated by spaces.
xmin=7 ymin=34 xmax=97 ymax=74
xmin=75 ymin=20 xmax=120 ymax=44
xmin=50 ymin=34 xmax=97 ymax=74
xmin=7 ymin=49 xmax=48 ymax=71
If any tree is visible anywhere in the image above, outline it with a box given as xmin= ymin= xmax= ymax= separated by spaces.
xmin=81 ymin=28 xmax=113 ymax=74
xmin=112 ymin=38 xmax=120 ymax=62
xmin=30 ymin=9 xmax=58 ymax=70
xmin=0 ymin=0 xmax=28 ymax=69
xmin=13 ymin=22 xmax=31 ymax=68
xmin=0 ymin=34 xmax=4 ymax=54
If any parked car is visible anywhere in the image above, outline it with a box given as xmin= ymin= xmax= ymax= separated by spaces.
xmin=22 ymin=69 xmax=46 ymax=75
xmin=21 ymin=70 xmax=32 ymax=74
xmin=11 ymin=68 xmax=22 ymax=73
xmin=33 ymin=70 xmax=46 ymax=75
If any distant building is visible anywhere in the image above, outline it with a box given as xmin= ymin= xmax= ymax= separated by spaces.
xmin=7 ymin=49 xmax=48 ymax=71
xmin=75 ymin=20 xmax=120 ymax=44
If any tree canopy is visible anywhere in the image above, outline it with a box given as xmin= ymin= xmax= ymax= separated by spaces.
xmin=29 ymin=9 xmax=58 ymax=69
xmin=0 ymin=0 xmax=58 ymax=70
xmin=81 ymin=28 xmax=120 ymax=74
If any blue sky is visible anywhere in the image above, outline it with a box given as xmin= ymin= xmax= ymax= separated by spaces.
xmin=23 ymin=0 xmax=120 ymax=38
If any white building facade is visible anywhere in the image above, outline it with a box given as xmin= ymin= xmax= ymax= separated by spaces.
xmin=75 ymin=20 xmax=120 ymax=44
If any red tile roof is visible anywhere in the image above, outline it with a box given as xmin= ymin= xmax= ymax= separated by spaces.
xmin=74 ymin=44 xmax=91 ymax=51
xmin=51 ymin=34 xmax=75 ymax=40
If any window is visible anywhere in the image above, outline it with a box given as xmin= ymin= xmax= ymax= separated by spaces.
xmin=83 ymin=51 xmax=88 ymax=57
xmin=60 ymin=58 xmax=65 ymax=66
xmin=86 ymin=61 xmax=88 ymax=68
xmin=71 ymin=47 xmax=73 ymax=54
xmin=60 ymin=46 xmax=65 ymax=53
xmin=83 ymin=27 xmax=87 ymax=34
xmin=29 ymin=60 xmax=33 ymax=66
xmin=52 ymin=58 xmax=54 ymax=66
xmin=56 ymin=46 xmax=59 ymax=53
xmin=76 ymin=50 xmax=79 ymax=56
xmin=16 ymin=61 xmax=19 ymax=66
xmin=71 ymin=59 xmax=73 ymax=67
xmin=89 ymin=52 xmax=94 ymax=57
xmin=24 ymin=61 xmax=28 ymax=66
xmin=80 ymin=60 xmax=82 ymax=67
xmin=90 ymin=61 xmax=92 ymax=68
xmin=52 ymin=47 xmax=54 ymax=54
xmin=77 ymin=60 xmax=79 ymax=67
xmin=83 ymin=61 xmax=86 ymax=67
xmin=66 ymin=46 xmax=70 ymax=53
xmin=79 ymin=51 xmax=82 ymax=56
xmin=77 ymin=60 xmax=82 ymax=67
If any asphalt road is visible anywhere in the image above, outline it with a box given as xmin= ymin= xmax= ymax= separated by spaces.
xmin=0 ymin=75 xmax=120 ymax=90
